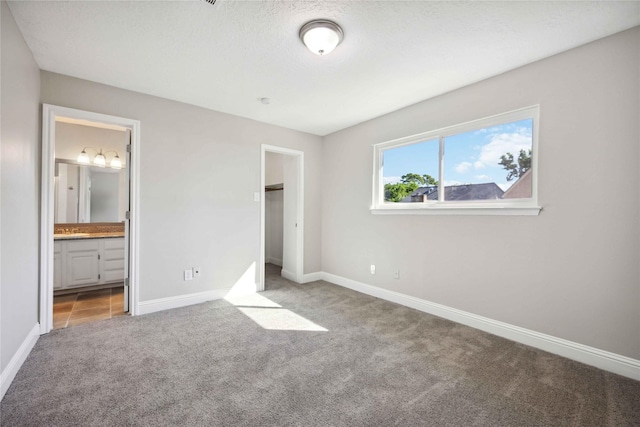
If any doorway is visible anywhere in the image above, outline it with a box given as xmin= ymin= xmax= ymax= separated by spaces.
xmin=259 ymin=145 xmax=304 ymax=291
xmin=40 ymin=104 xmax=140 ymax=334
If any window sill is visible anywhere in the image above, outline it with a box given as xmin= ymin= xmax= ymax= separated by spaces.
xmin=370 ymin=204 xmax=542 ymax=216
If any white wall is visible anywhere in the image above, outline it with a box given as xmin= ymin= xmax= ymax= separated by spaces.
xmin=40 ymin=71 xmax=323 ymax=302
xmin=1 ymin=0 xmax=41 ymax=372
xmin=322 ymin=28 xmax=640 ymax=359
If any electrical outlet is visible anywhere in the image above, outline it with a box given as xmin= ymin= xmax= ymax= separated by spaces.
xmin=370 ymin=265 xmax=376 ymax=275
xmin=184 ymin=269 xmax=193 ymax=281
xmin=393 ymin=269 xmax=400 ymax=279
xmin=193 ymin=266 xmax=201 ymax=278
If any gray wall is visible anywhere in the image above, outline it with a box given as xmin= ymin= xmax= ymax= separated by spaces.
xmin=322 ymin=28 xmax=640 ymax=359
xmin=1 ymin=1 xmax=41 ymax=372
xmin=40 ymin=71 xmax=323 ymax=302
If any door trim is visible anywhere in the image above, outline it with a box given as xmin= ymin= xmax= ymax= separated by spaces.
xmin=259 ymin=145 xmax=304 ymax=291
xmin=40 ymin=104 xmax=141 ymax=334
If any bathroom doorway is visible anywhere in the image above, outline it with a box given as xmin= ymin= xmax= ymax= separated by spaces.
xmin=40 ymin=104 xmax=140 ymax=334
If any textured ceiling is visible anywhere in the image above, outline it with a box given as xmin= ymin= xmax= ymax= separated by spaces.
xmin=8 ymin=0 xmax=640 ymax=136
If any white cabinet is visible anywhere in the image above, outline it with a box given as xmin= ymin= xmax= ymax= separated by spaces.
xmin=66 ymin=240 xmax=100 ymax=287
xmin=55 ymin=237 xmax=125 ymax=289
xmin=53 ymin=242 xmax=63 ymax=290
xmin=101 ymin=238 xmax=126 ymax=283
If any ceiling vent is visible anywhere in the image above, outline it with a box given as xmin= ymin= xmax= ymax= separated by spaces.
xmin=202 ymin=0 xmax=216 ymax=5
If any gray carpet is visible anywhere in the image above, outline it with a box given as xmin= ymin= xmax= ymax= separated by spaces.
xmin=2 ymin=264 xmax=639 ymax=426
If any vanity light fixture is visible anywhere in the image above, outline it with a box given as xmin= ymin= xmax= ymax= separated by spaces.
xmin=77 ymin=147 xmax=122 ymax=169
xmin=299 ymin=19 xmax=344 ymax=55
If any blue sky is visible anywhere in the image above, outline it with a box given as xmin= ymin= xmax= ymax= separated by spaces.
xmin=383 ymin=119 xmax=533 ymax=191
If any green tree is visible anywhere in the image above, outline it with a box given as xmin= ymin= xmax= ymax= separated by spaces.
xmin=498 ymin=149 xmax=531 ymax=181
xmin=384 ymin=182 xmax=418 ymax=203
xmin=384 ymin=172 xmax=438 ymax=202
xmin=401 ymin=173 xmax=438 ymax=186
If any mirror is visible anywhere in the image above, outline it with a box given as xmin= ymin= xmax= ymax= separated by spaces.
xmin=55 ymin=160 xmax=127 ymax=223
xmin=54 ymin=120 xmax=128 ymax=224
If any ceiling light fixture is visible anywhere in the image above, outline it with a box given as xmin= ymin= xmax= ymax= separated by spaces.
xmin=77 ymin=147 xmax=122 ymax=169
xmin=299 ymin=19 xmax=344 ymax=56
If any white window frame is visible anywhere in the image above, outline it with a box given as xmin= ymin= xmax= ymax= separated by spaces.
xmin=371 ymin=106 xmax=541 ymax=216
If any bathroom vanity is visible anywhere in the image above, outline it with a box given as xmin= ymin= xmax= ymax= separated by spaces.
xmin=53 ymin=224 xmax=125 ymax=290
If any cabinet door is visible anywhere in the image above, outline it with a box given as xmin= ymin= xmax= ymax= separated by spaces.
xmin=53 ymin=242 xmax=64 ymax=289
xmin=101 ymin=238 xmax=125 ymax=283
xmin=66 ymin=240 xmax=100 ymax=287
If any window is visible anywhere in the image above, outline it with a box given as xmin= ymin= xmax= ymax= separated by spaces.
xmin=372 ymin=106 xmax=541 ymax=215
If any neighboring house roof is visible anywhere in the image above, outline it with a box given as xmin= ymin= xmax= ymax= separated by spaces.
xmin=401 ymin=183 xmax=504 ymax=202
xmin=502 ymin=169 xmax=532 ymax=199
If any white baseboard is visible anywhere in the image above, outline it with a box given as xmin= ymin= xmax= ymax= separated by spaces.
xmin=138 ymin=288 xmax=230 ymax=315
xmin=1 ymin=323 xmax=40 ymax=400
xmin=302 ymin=272 xmax=322 ymax=283
xmin=320 ymin=272 xmax=640 ymax=381
xmin=266 ymin=257 xmax=282 ymax=267
xmin=280 ymin=270 xmax=321 ymax=284
xmin=281 ymin=269 xmax=297 ymax=283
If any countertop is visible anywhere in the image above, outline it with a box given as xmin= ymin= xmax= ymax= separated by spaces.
xmin=54 ymin=232 xmax=125 ymax=240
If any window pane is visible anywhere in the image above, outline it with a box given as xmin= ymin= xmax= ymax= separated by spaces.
xmin=443 ymin=118 xmax=533 ymax=201
xmin=382 ymin=139 xmax=438 ymax=203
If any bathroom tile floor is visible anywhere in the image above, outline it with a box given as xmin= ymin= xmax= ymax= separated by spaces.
xmin=53 ymin=287 xmax=127 ymax=329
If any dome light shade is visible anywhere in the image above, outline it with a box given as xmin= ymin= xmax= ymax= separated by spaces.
xmin=93 ymin=152 xmax=106 ymax=167
xmin=299 ymin=20 xmax=343 ymax=55
xmin=110 ymin=155 xmax=122 ymax=169
xmin=77 ymin=149 xmax=90 ymax=164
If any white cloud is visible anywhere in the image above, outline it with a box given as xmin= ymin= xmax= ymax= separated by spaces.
xmin=473 ymin=161 xmax=485 ymax=169
xmin=475 ymin=174 xmax=490 ymax=180
xmin=478 ymin=130 xmax=531 ymax=169
xmin=454 ymin=161 xmax=472 ymax=174
xmin=383 ymin=176 xmax=402 ymax=184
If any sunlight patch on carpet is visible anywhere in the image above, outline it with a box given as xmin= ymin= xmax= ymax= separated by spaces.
xmin=236 ymin=307 xmax=328 ymax=331
xmin=225 ymin=292 xmax=281 ymax=308
xmin=225 ymin=289 xmax=327 ymax=331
